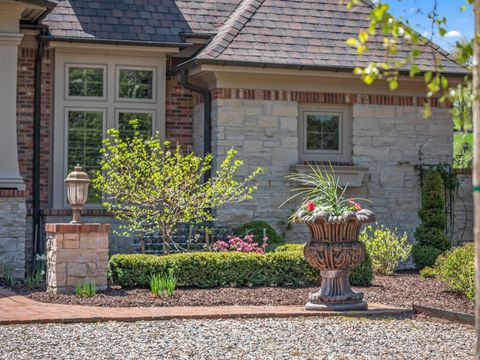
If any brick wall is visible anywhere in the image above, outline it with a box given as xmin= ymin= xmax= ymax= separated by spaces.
xmin=16 ymin=47 xmax=52 ymax=208
xmin=165 ymin=75 xmax=194 ymax=150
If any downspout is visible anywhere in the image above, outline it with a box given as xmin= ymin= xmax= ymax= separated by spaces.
xmin=32 ymin=28 xmax=47 ymax=259
xmin=180 ymin=68 xmax=212 ymax=173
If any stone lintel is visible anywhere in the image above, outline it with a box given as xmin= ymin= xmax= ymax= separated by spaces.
xmin=45 ymin=223 xmax=110 ymax=234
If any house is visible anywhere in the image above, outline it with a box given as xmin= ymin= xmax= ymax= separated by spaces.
xmin=0 ymin=0 xmax=468 ymax=277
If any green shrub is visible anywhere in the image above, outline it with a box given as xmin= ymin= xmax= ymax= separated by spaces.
xmin=418 ymin=209 xmax=447 ymax=229
xmin=359 ymin=224 xmax=411 ymax=275
xmin=109 ymin=248 xmax=373 ymax=288
xmin=234 ymin=221 xmax=285 ymax=251
xmin=412 ymin=245 xmax=443 ymax=269
xmin=413 ymin=169 xmax=451 ymax=269
xmin=421 ymin=170 xmax=445 ymax=209
xmin=419 ymin=266 xmax=436 ymax=278
xmin=435 ymin=244 xmax=474 ymax=300
xmin=349 ymin=252 xmax=373 ymax=286
xmin=413 ymin=226 xmax=451 ymax=252
xmin=275 ymin=243 xmax=304 ymax=252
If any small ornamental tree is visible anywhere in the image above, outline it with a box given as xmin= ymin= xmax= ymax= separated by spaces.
xmin=412 ymin=169 xmax=451 ymax=269
xmin=93 ymin=123 xmax=262 ymax=254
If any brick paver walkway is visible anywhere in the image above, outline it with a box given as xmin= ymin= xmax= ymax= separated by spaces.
xmin=0 ymin=288 xmax=412 ymax=325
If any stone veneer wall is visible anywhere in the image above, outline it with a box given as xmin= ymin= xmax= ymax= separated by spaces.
xmin=0 ymin=191 xmax=26 ymax=279
xmin=204 ymin=92 xmax=453 ymax=245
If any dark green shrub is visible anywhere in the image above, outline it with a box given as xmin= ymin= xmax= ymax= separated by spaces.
xmin=413 ymin=169 xmax=451 ymax=269
xmin=413 ymin=226 xmax=451 ymax=252
xmin=349 ymin=252 xmax=373 ymax=286
xmin=412 ymin=245 xmax=443 ymax=269
xmin=234 ymin=221 xmax=285 ymax=251
xmin=418 ymin=209 xmax=447 ymax=229
xmin=435 ymin=244 xmax=474 ymax=300
xmin=109 ymin=247 xmax=373 ymax=288
xmin=421 ymin=170 xmax=445 ymax=209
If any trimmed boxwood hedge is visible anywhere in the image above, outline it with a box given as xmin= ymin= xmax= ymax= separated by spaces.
xmin=109 ymin=245 xmax=373 ymax=288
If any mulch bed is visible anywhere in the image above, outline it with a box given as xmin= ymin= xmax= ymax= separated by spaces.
xmin=2 ymin=273 xmax=473 ymax=314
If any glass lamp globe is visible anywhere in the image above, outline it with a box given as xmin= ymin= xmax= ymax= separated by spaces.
xmin=64 ymin=164 xmax=90 ymax=224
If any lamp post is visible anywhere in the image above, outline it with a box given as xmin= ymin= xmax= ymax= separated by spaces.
xmin=64 ymin=164 xmax=90 ymax=224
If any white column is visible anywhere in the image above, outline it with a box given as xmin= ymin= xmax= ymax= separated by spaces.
xmin=0 ymin=31 xmax=24 ymax=190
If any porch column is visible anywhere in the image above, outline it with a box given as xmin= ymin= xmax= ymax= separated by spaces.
xmin=0 ymin=6 xmax=25 ymax=190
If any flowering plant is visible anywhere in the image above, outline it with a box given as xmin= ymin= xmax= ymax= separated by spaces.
xmin=282 ymin=163 xmax=367 ymax=219
xmin=210 ymin=234 xmax=267 ymax=254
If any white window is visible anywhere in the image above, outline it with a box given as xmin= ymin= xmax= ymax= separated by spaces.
xmin=53 ymin=52 xmax=166 ymax=207
xmin=66 ymin=64 xmax=106 ymax=100
xmin=298 ymin=105 xmax=352 ymax=163
xmin=116 ymin=66 xmax=155 ymax=102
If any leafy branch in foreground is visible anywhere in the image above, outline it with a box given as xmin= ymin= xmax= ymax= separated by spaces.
xmin=93 ymin=121 xmax=262 ymax=254
xmin=345 ymin=0 xmax=473 ymax=117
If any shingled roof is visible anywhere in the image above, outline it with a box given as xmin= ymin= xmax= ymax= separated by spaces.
xmin=191 ymin=0 xmax=465 ymax=74
xmin=41 ymin=0 xmax=465 ymax=74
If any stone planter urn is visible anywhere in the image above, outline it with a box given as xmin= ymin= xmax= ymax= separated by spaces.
xmin=296 ymin=209 xmax=375 ymax=311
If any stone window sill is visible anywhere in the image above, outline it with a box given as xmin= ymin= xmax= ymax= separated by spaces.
xmin=290 ymin=164 xmax=369 ymax=187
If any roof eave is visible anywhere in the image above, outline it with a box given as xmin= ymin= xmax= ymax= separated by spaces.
xmin=177 ymin=58 xmax=470 ymax=78
xmin=40 ymin=35 xmax=191 ymax=49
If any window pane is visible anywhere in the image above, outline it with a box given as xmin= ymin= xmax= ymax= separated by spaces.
xmin=68 ymin=67 xmax=104 ymax=97
xmin=118 ymin=112 xmax=153 ymax=139
xmin=306 ymin=114 xmax=340 ymax=151
xmin=118 ymin=69 xmax=153 ymax=99
xmin=67 ymin=111 xmax=103 ymax=203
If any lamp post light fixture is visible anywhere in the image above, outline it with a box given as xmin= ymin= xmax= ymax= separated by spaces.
xmin=65 ymin=164 xmax=90 ymax=224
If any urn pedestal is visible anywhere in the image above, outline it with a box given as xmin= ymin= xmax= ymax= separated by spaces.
xmin=299 ymin=210 xmax=375 ymax=311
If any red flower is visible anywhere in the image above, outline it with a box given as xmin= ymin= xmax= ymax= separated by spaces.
xmin=305 ymin=200 xmax=316 ymax=212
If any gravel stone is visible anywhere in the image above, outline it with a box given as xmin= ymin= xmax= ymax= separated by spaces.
xmin=0 ymin=317 xmax=474 ymax=359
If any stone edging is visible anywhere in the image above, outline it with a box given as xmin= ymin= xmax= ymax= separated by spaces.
xmin=412 ymin=304 xmax=474 ymax=325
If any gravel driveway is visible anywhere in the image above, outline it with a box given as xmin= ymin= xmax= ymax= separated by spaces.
xmin=0 ymin=317 xmax=474 ymax=360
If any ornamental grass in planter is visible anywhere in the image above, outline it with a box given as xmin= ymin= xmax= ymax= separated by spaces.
xmin=283 ymin=164 xmax=375 ymax=311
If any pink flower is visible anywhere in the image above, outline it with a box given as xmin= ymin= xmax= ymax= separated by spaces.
xmin=348 ymin=199 xmax=362 ymax=212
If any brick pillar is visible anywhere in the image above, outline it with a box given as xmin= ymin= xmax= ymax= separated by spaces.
xmin=45 ymin=223 xmax=110 ymax=294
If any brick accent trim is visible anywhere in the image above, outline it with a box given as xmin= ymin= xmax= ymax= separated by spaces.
xmin=45 ymin=223 xmax=110 ymax=234
xmin=203 ymin=88 xmax=444 ymax=107
xmin=0 ymin=190 xmax=26 ymax=198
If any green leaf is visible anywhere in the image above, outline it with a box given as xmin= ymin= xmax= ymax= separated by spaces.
xmin=388 ymin=79 xmax=398 ymax=91
xmin=409 ymin=64 xmax=420 ymax=77
xmin=346 ymin=38 xmax=359 ymax=47
xmin=359 ymin=30 xmax=369 ymax=43
xmin=424 ymin=71 xmax=432 ymax=83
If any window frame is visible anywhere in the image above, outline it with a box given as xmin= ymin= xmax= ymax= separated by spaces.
xmin=298 ymin=105 xmax=352 ymax=163
xmin=65 ymin=63 xmax=107 ymax=101
xmin=115 ymin=65 xmax=156 ymax=103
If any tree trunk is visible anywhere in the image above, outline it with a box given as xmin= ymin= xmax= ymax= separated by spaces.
xmin=162 ymin=228 xmax=170 ymax=255
xmin=474 ymin=3 xmax=480 ymax=357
